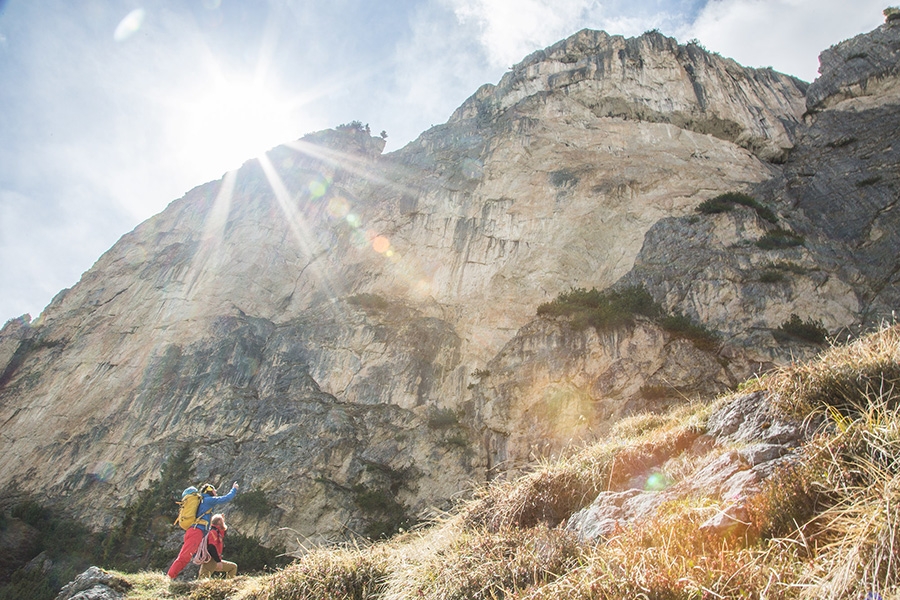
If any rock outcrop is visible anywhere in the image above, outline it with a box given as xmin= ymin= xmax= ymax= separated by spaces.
xmin=54 ymin=567 xmax=130 ymax=600
xmin=0 ymin=19 xmax=898 ymax=550
xmin=566 ymin=390 xmax=809 ymax=541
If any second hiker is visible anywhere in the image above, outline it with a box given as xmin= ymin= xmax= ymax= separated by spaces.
xmin=198 ymin=513 xmax=238 ymax=579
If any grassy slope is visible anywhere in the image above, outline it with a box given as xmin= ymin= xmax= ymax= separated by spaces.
xmin=108 ymin=324 xmax=900 ymax=600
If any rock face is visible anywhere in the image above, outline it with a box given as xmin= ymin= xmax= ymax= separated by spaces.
xmin=453 ymin=29 xmax=807 ymax=162
xmin=0 ymin=20 xmax=898 ymax=548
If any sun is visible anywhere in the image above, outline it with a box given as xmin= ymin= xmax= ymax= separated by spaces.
xmin=168 ymin=71 xmax=307 ymax=178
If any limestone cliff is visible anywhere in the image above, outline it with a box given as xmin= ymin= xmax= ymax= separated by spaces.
xmin=0 ymin=21 xmax=898 ymax=548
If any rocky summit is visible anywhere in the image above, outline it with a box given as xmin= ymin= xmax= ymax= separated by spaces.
xmin=1 ymin=19 xmax=898 ymax=552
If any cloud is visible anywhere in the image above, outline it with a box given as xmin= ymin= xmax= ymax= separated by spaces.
xmin=436 ymin=0 xmax=889 ymax=82
xmin=439 ymin=0 xmax=708 ymax=68
xmin=445 ymin=0 xmax=598 ymax=67
xmin=685 ymin=0 xmax=888 ymax=81
xmin=376 ymin=1 xmax=500 ymax=146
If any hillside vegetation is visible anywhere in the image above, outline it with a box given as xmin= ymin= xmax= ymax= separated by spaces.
xmin=76 ymin=323 xmax=900 ymax=599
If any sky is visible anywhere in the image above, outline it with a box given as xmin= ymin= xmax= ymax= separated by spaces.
xmin=0 ymin=0 xmax=889 ymax=323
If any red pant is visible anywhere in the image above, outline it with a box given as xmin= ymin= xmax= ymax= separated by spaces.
xmin=167 ymin=527 xmax=204 ymax=579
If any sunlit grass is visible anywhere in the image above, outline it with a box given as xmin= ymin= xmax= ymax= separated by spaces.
xmin=107 ymin=325 xmax=900 ymax=600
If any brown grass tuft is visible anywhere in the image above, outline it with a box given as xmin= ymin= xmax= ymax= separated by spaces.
xmin=795 ymin=391 xmax=900 ymax=599
xmin=243 ymin=544 xmax=388 ymax=600
xmin=750 ymin=324 xmax=900 ymax=418
xmin=406 ymin=524 xmax=582 ymax=600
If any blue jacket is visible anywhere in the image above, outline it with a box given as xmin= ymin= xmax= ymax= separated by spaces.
xmin=193 ymin=487 xmax=237 ymax=532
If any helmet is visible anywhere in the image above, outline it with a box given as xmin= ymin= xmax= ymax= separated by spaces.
xmin=181 ymin=486 xmax=198 ymax=499
xmin=199 ymin=483 xmax=216 ymax=495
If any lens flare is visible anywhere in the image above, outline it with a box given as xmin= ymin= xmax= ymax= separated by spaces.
xmin=113 ymin=8 xmax=145 ymax=42
xmin=372 ymin=235 xmax=390 ymax=254
xmin=346 ymin=213 xmax=361 ymax=228
xmin=92 ymin=460 xmax=117 ymax=482
xmin=645 ymin=471 xmax=672 ymax=491
xmin=308 ymin=177 xmax=329 ymax=198
xmin=327 ymin=196 xmax=350 ymax=219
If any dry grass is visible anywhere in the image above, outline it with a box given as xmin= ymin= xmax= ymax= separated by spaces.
xmin=796 ymin=391 xmax=900 ymax=599
xmin=389 ymin=524 xmax=582 ymax=600
xmin=461 ymin=403 xmax=709 ymax=533
xmin=112 ymin=325 xmax=900 ymax=600
xmin=748 ymin=323 xmax=900 ymax=418
xmin=242 ymin=544 xmax=390 ymax=600
xmin=511 ymin=506 xmax=807 ymax=600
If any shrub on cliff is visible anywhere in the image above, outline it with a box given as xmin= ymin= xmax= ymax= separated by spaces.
xmin=774 ymin=313 xmax=829 ymax=345
xmin=538 ymin=285 xmax=719 ymax=350
xmin=697 ymin=191 xmax=778 ymax=223
xmin=756 ymin=228 xmax=805 ymax=249
xmin=536 ymin=285 xmax=661 ymax=330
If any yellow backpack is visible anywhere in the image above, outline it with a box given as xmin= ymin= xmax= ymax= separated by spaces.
xmin=174 ymin=487 xmax=213 ymax=530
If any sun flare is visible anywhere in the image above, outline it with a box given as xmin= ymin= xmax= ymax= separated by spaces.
xmin=169 ymin=72 xmax=306 ymax=177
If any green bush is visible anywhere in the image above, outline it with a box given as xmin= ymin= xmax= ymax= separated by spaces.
xmin=427 ymin=407 xmax=459 ymax=428
xmin=856 ymin=175 xmax=882 ymax=187
xmin=0 ymin=567 xmax=62 ymax=600
xmin=347 ymin=294 xmax=389 ymax=311
xmin=639 ymin=385 xmax=671 ymax=400
xmin=0 ymin=501 xmax=98 ymax=600
xmin=471 ymin=368 xmax=491 ymax=380
xmin=775 ymin=314 xmax=829 ymax=344
xmin=233 ymin=489 xmax=277 ymax=519
xmin=659 ymin=314 xmax=720 ymax=351
xmin=538 ymin=287 xmax=721 ymax=352
xmin=755 ymin=228 xmax=805 ymax=250
xmin=336 ymin=120 xmax=366 ymax=132
xmin=767 ymin=261 xmax=808 ymax=274
xmin=352 ymin=484 xmax=411 ymax=539
xmin=696 ymin=192 xmax=777 ymax=223
xmin=101 ymin=444 xmax=195 ymax=570
xmin=442 ymin=433 xmax=469 ymax=448
xmin=549 ymin=169 xmax=579 ymax=188
xmin=758 ymin=269 xmax=786 ymax=283
xmin=537 ymin=286 xmax=662 ymax=331
xmin=467 ymin=369 xmax=491 ymax=389
xmin=10 ymin=501 xmax=52 ymax=528
xmin=696 ymin=197 xmax=734 ymax=214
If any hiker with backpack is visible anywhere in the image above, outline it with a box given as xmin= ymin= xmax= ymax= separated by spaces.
xmin=198 ymin=513 xmax=238 ymax=579
xmin=167 ymin=481 xmax=239 ymax=580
